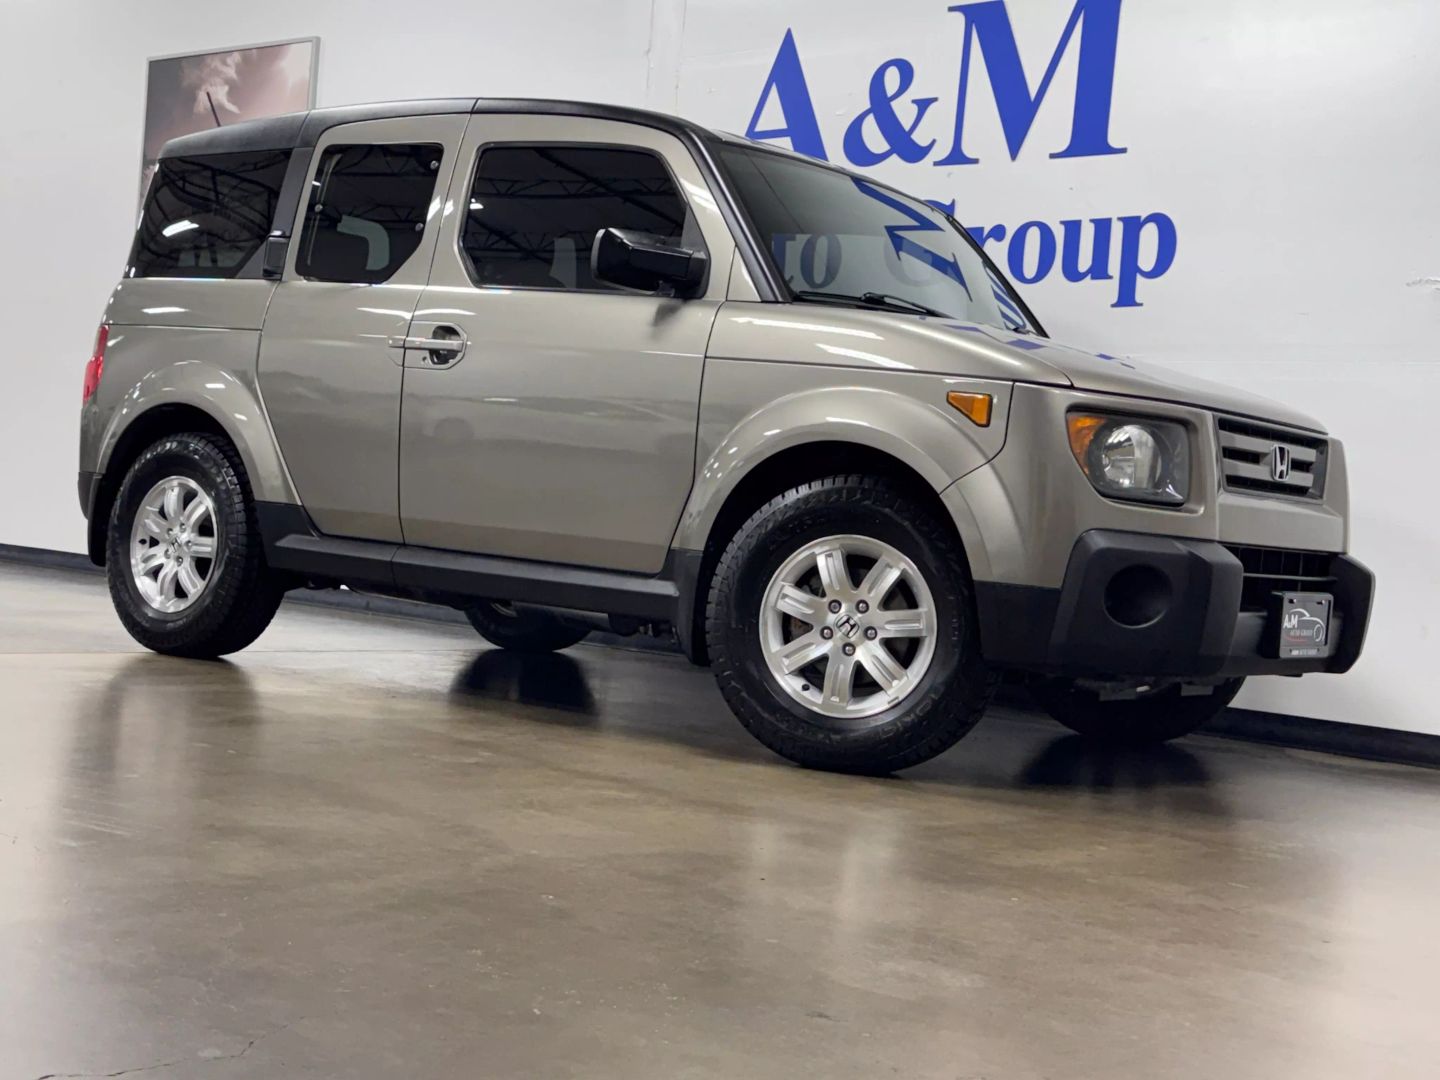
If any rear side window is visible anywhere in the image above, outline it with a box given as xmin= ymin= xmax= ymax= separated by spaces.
xmin=461 ymin=145 xmax=693 ymax=290
xmin=130 ymin=151 xmax=290 ymax=278
xmin=296 ymin=143 xmax=443 ymax=284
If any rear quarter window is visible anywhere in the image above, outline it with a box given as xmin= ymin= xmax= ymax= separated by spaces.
xmin=129 ymin=150 xmax=290 ymax=279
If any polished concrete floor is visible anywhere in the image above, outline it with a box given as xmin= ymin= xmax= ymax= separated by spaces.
xmin=1 ymin=561 xmax=1437 ymax=1079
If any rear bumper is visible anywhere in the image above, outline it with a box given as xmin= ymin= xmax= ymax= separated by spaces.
xmin=975 ymin=530 xmax=1374 ymax=679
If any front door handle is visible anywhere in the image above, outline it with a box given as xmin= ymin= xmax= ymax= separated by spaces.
xmin=387 ymin=335 xmax=463 ymax=352
xmin=387 ymin=325 xmax=468 ymax=367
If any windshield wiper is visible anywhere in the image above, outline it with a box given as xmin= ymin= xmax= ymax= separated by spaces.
xmin=791 ymin=290 xmax=949 ymax=319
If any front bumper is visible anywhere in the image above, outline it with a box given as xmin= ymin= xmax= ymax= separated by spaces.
xmin=975 ymin=530 xmax=1374 ymax=679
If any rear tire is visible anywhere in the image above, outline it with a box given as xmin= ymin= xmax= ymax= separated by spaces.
xmin=706 ymin=475 xmax=995 ymax=775
xmin=1031 ymin=677 xmax=1245 ymax=744
xmin=106 ymin=433 xmax=284 ymax=658
xmin=464 ymin=601 xmax=590 ymax=653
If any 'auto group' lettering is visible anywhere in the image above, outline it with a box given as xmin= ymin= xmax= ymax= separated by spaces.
xmin=744 ymin=0 xmax=1177 ymax=308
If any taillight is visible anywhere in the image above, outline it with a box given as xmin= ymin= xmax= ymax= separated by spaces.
xmin=82 ymin=324 xmax=108 ymax=402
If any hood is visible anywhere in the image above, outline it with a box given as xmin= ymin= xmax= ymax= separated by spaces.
xmin=964 ymin=326 xmax=1327 ymax=434
xmin=710 ymin=304 xmax=1327 ymax=434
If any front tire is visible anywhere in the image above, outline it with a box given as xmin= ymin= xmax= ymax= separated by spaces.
xmin=1031 ymin=677 xmax=1245 ymax=744
xmin=706 ymin=475 xmax=995 ymax=775
xmin=464 ymin=601 xmax=590 ymax=653
xmin=106 ymin=433 xmax=284 ymax=658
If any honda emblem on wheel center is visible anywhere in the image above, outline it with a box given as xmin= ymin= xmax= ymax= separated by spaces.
xmin=834 ymin=612 xmax=861 ymax=638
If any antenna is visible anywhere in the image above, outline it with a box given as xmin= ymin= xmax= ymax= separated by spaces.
xmin=206 ymin=91 xmax=222 ymax=127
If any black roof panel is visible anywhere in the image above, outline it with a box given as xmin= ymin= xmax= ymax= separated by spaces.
xmin=159 ymin=110 xmax=309 ymax=159
xmin=296 ymin=98 xmax=479 ymax=146
xmin=468 ymin=98 xmax=715 ymax=142
xmin=157 ymin=97 xmax=728 ymax=160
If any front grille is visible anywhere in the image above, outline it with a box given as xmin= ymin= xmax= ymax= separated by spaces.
xmin=1216 ymin=417 xmax=1328 ymax=499
xmin=1224 ymin=543 xmax=1338 ymax=611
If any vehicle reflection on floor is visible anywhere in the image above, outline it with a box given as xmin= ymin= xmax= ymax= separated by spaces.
xmin=3 ymin=560 xmax=1438 ymax=1080
xmin=451 ymin=648 xmax=598 ymax=717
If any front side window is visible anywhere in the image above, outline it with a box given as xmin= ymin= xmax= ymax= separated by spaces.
xmin=130 ymin=150 xmax=290 ymax=278
xmin=461 ymin=145 xmax=695 ymax=290
xmin=717 ymin=144 xmax=1035 ymax=332
xmin=296 ymin=143 xmax=442 ymax=284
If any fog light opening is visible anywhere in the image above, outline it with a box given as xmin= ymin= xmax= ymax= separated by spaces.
xmin=1104 ymin=564 xmax=1172 ymax=628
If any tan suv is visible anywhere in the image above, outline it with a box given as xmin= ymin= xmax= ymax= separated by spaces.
xmin=78 ymin=98 xmax=1374 ymax=773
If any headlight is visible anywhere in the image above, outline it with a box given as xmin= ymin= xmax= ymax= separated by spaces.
xmin=1066 ymin=412 xmax=1190 ymax=505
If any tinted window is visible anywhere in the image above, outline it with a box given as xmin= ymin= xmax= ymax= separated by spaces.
xmin=461 ymin=146 xmax=694 ymax=290
xmin=718 ymin=145 xmax=1034 ymax=332
xmin=130 ymin=151 xmax=290 ymax=278
xmin=296 ymin=144 xmax=442 ymax=284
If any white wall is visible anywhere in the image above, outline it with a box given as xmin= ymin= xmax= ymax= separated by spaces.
xmin=3 ymin=1 xmax=1437 ymax=732
xmin=669 ymin=0 xmax=1440 ymax=732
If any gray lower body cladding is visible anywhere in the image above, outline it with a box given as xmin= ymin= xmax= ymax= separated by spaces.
xmin=97 ymin=491 xmax=1376 ymax=681
xmin=79 ymin=471 xmax=103 ymax=563
xmin=254 ymin=502 xmax=683 ymax=620
xmin=974 ymin=530 xmax=1374 ymax=679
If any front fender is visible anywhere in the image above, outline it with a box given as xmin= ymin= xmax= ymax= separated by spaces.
xmin=673 ymin=362 xmax=1011 ymax=551
xmin=87 ymin=325 xmax=297 ymax=505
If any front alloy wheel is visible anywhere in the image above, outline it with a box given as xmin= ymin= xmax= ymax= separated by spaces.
xmin=707 ymin=474 xmax=994 ymax=774
xmin=759 ymin=535 xmax=937 ymax=718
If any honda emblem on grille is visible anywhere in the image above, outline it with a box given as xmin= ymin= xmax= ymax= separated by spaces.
xmin=1270 ymin=445 xmax=1292 ymax=482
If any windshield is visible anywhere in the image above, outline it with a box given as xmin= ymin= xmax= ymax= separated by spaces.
xmin=716 ymin=144 xmax=1035 ymax=333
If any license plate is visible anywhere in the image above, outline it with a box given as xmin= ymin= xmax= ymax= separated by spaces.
xmin=1274 ymin=592 xmax=1335 ymax=659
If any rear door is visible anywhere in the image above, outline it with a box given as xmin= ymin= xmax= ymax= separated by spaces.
xmin=397 ymin=115 xmax=737 ymax=573
xmin=258 ymin=115 xmax=466 ymax=541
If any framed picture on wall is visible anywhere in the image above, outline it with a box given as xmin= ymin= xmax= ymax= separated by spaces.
xmin=140 ymin=37 xmax=319 ymax=204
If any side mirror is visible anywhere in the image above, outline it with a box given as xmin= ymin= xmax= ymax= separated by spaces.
xmin=261 ymin=234 xmax=289 ymax=280
xmin=591 ymin=228 xmax=707 ymax=297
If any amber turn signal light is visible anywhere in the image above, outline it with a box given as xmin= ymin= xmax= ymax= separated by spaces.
xmin=1066 ymin=413 xmax=1108 ymax=463
xmin=946 ymin=391 xmax=993 ymax=427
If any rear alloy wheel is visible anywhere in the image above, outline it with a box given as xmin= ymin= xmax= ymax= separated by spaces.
xmin=464 ymin=601 xmax=590 ymax=653
xmin=106 ymin=433 xmax=284 ymax=658
xmin=128 ymin=475 xmax=219 ymax=613
xmin=1031 ymin=677 xmax=1246 ymax=744
xmin=707 ymin=475 xmax=994 ymax=775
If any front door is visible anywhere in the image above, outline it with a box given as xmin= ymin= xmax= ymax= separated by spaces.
xmin=258 ymin=115 xmax=466 ymax=541
xmin=398 ymin=115 xmax=736 ymax=573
